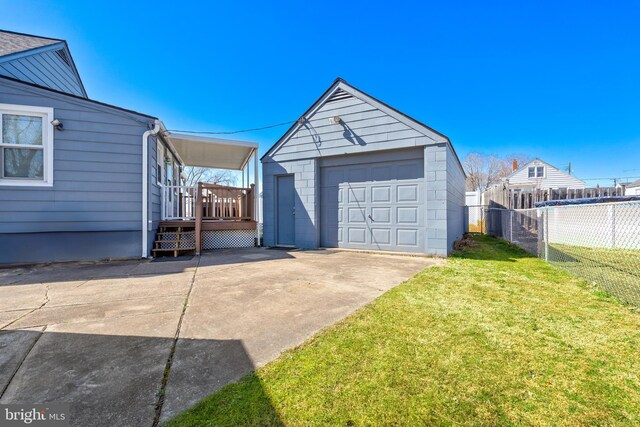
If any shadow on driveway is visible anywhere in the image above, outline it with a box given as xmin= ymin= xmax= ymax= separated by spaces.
xmin=0 ymin=330 xmax=282 ymax=427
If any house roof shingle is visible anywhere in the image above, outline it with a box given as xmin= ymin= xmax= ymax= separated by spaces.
xmin=626 ymin=178 xmax=640 ymax=188
xmin=0 ymin=29 xmax=61 ymax=58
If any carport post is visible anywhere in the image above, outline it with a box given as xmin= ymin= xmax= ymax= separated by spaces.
xmin=253 ymin=149 xmax=260 ymax=246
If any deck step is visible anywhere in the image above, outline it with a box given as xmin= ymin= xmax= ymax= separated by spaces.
xmin=152 ymin=247 xmax=195 ymax=252
xmin=153 ymin=224 xmax=198 ymax=258
xmin=156 ymin=231 xmax=195 ymax=235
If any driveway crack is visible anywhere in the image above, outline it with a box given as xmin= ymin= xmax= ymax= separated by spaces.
xmin=0 ymin=325 xmax=47 ymax=400
xmin=1 ymin=283 xmax=50 ymax=330
xmin=152 ymin=255 xmax=201 ymax=426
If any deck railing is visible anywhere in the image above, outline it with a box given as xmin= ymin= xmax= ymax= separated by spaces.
xmin=161 ymin=185 xmax=197 ymax=220
xmin=198 ymin=183 xmax=254 ymax=221
xmin=160 ymin=183 xmax=255 ymax=222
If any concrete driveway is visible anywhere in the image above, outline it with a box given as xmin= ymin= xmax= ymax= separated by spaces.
xmin=0 ymin=248 xmax=438 ymax=426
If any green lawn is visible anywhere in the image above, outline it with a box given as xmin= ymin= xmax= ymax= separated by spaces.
xmin=547 ymin=244 xmax=640 ymax=306
xmin=167 ymin=235 xmax=640 ymax=426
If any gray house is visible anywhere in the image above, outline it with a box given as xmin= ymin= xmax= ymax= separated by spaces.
xmin=0 ymin=30 xmax=260 ymax=265
xmin=262 ymin=79 xmax=465 ymax=256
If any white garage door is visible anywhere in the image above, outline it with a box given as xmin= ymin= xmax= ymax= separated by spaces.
xmin=320 ymin=158 xmax=425 ymax=253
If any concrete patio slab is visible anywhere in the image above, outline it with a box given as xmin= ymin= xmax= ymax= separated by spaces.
xmin=0 ymin=248 xmax=438 ymax=426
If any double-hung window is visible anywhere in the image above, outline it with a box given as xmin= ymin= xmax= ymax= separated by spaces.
xmin=0 ymin=104 xmax=54 ymax=186
xmin=528 ymin=166 xmax=544 ymax=178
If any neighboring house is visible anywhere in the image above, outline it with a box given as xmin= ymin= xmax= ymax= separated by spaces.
xmin=261 ymin=78 xmax=466 ymax=256
xmin=0 ymin=30 xmax=259 ymax=265
xmin=503 ymin=158 xmax=586 ymax=190
xmin=624 ymin=179 xmax=640 ymax=196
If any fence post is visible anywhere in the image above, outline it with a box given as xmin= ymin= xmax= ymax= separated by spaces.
xmin=510 ymin=210 xmax=514 ymax=242
xmin=195 ymin=183 xmax=203 ymax=255
xmin=544 ymin=208 xmax=549 ymax=261
xmin=610 ymin=204 xmax=616 ymax=249
xmin=536 ymin=208 xmax=542 ymax=257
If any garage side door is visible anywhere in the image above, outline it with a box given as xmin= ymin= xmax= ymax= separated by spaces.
xmin=320 ymin=159 xmax=425 ymax=253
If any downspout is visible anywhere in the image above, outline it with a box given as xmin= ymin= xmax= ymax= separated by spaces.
xmin=142 ymin=119 xmax=162 ymax=258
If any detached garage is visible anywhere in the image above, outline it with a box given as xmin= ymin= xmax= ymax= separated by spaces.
xmin=261 ymin=78 xmax=465 ymax=256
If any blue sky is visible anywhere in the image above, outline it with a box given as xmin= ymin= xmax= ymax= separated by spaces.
xmin=2 ymin=0 xmax=639 ymax=185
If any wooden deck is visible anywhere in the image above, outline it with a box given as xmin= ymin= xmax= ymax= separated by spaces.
xmin=159 ymin=182 xmax=259 ymax=255
xmin=158 ymin=220 xmax=257 ymax=231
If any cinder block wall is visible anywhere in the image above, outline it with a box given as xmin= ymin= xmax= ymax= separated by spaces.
xmin=446 ymin=145 xmax=466 ymax=252
xmin=262 ymin=159 xmax=319 ymax=248
xmin=425 ymin=144 xmax=448 ymax=256
xmin=424 ymin=143 xmax=466 ymax=256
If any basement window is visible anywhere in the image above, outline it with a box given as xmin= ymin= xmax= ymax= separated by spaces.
xmin=0 ymin=104 xmax=54 ymax=187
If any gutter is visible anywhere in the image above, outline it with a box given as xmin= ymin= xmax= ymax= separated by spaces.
xmin=142 ymin=119 xmax=162 ymax=258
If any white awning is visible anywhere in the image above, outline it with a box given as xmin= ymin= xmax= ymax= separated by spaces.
xmin=165 ymin=132 xmax=258 ymax=170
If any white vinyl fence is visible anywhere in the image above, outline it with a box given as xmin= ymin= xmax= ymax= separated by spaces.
xmin=481 ymin=201 xmax=640 ymax=306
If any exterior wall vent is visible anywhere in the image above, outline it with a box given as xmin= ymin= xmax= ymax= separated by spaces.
xmin=326 ymin=88 xmax=353 ymax=103
xmin=55 ymin=48 xmax=71 ymax=66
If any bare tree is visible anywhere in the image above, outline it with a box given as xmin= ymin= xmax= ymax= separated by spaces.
xmin=464 ymin=153 xmax=532 ymax=191
xmin=183 ymin=167 xmax=238 ymax=187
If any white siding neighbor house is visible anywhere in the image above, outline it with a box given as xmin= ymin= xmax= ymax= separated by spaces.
xmin=261 ymin=78 xmax=466 ymax=256
xmin=625 ymin=179 xmax=640 ymax=196
xmin=503 ymin=158 xmax=586 ymax=190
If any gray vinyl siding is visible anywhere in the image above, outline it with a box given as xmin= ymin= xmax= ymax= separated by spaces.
xmin=0 ymin=77 xmax=154 ymax=263
xmin=268 ymin=96 xmax=430 ymax=162
xmin=507 ymin=159 xmax=585 ymax=189
xmin=0 ymin=46 xmax=86 ymax=97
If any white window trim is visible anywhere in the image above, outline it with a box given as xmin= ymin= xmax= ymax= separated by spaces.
xmin=156 ymin=140 xmax=165 ymax=185
xmin=0 ymin=103 xmax=54 ymax=187
xmin=528 ymin=165 xmax=545 ymax=179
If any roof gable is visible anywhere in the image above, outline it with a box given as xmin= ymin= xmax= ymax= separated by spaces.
xmin=0 ymin=29 xmax=87 ymax=98
xmin=504 ymin=159 xmax=560 ymax=180
xmin=262 ymin=78 xmax=451 ymax=161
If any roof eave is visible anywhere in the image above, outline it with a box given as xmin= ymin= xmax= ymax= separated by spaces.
xmin=0 ymin=74 xmax=157 ymax=121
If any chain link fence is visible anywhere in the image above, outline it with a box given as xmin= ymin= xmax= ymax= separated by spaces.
xmin=476 ymin=201 xmax=640 ymax=307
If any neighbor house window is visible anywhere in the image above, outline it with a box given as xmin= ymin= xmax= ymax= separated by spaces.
xmin=0 ymin=104 xmax=54 ymax=186
xmin=528 ymin=166 xmax=544 ymax=178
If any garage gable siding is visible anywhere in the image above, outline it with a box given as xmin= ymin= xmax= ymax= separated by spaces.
xmin=265 ymin=91 xmax=434 ymax=163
